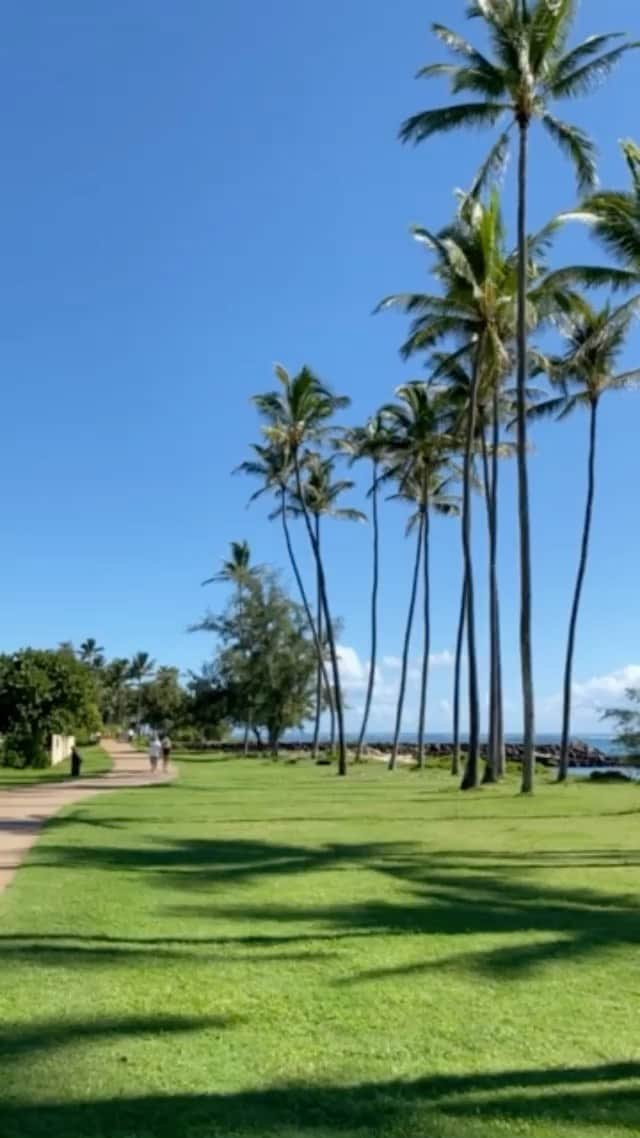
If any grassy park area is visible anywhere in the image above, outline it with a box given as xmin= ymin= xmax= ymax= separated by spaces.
xmin=0 ymin=745 xmax=111 ymax=788
xmin=0 ymin=754 xmax=639 ymax=1138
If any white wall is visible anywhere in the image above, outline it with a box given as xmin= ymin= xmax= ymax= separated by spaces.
xmin=50 ymin=734 xmax=75 ymax=766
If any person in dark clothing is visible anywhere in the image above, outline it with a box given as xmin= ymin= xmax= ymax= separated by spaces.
xmin=70 ymin=747 xmax=82 ymax=777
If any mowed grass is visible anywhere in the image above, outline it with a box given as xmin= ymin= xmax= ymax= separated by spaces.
xmin=0 ymin=744 xmax=111 ymax=788
xmin=1 ymin=755 xmax=640 ymax=1138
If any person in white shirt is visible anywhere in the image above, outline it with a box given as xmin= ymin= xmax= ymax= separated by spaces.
xmin=149 ymin=735 xmax=161 ymax=773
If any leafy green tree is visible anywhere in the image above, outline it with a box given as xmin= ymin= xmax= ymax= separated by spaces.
xmin=338 ymin=415 xmax=390 ymax=761
xmin=252 ymin=365 xmax=350 ymax=775
xmin=201 ymin=568 xmax=317 ymax=754
xmin=603 ymin=688 xmax=640 ymax=758
xmin=532 ymin=297 xmax=640 ymax=781
xmin=140 ymin=666 xmax=188 ymax=733
xmin=400 ymin=0 xmax=636 ymax=792
xmin=100 ymin=657 xmax=131 ymax=726
xmin=128 ymin=651 xmax=156 ymax=729
xmin=0 ymin=649 xmax=100 ymax=767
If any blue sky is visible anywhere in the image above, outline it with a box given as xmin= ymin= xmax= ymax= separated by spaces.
xmin=1 ymin=0 xmax=639 ymax=734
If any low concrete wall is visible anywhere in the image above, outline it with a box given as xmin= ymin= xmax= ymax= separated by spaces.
xmin=50 ymin=734 xmax=75 ymax=766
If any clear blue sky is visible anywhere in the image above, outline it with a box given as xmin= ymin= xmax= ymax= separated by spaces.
xmin=1 ymin=0 xmax=639 ymax=734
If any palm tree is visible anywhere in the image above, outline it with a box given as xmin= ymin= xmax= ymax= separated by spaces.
xmin=202 ymin=541 xmax=258 ymax=751
xmin=338 ymin=415 xmax=390 ymax=761
xmin=382 ymin=384 xmax=453 ymax=770
xmin=380 ymin=189 xmax=566 ymax=789
xmin=103 ymin=657 xmax=130 ymax=726
xmin=381 ymin=193 xmax=516 ymax=788
xmin=252 ymin=365 xmax=351 ymax=776
xmin=532 ymin=297 xmax=640 ymax=781
xmin=236 ymin=440 xmax=334 ymax=736
xmin=202 ymin=541 xmax=254 ymax=588
xmin=400 ymin=1 xmax=636 ymax=793
xmin=567 ymin=139 xmax=640 ymax=284
xmin=291 ymin=454 xmax=365 ymax=758
xmin=128 ymin=651 xmax=156 ymax=729
xmin=79 ymin=638 xmax=105 ymax=669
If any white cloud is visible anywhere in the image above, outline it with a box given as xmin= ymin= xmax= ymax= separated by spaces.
xmin=430 ymin=650 xmax=454 ymax=669
xmin=383 ymin=655 xmax=402 ymax=670
xmin=542 ymin=664 xmax=640 ymax=726
xmin=334 ymin=643 xmax=455 ymax=729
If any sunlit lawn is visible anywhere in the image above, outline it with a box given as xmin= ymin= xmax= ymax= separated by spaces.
xmin=1 ymin=754 xmax=639 ymax=1137
xmin=0 ymin=744 xmax=111 ymax=788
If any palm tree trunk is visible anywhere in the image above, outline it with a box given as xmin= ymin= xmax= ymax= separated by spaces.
xmin=292 ymin=458 xmax=348 ymax=777
xmin=492 ymin=383 xmax=506 ymax=778
xmin=452 ymin=570 xmax=467 ymax=777
xmin=417 ymin=502 xmax=431 ymax=770
xmin=460 ymin=349 xmax=482 ymax=792
xmin=389 ymin=512 xmax=424 ymax=771
xmin=516 ymin=119 xmax=536 ymax=795
xmin=356 ymin=459 xmax=380 ymax=761
xmin=480 ymin=424 xmax=498 ymax=785
xmin=242 ymin=722 xmax=250 ymax=756
xmin=279 ymin=485 xmax=334 ymax=723
xmin=559 ymin=398 xmax=599 ymax=781
xmin=311 ymin=515 xmax=323 ymax=760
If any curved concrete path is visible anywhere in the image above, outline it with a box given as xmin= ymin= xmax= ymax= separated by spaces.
xmin=0 ymin=739 xmax=174 ymax=894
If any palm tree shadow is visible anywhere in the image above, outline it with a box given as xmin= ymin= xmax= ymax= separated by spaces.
xmin=1 ymin=1060 xmax=639 ymax=1136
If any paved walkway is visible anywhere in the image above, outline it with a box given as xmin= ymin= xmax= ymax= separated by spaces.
xmin=0 ymin=739 xmax=174 ymax=894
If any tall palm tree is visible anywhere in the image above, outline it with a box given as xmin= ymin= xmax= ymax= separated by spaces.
xmin=79 ymin=638 xmax=105 ymax=669
xmin=381 ymin=193 xmax=516 ymax=788
xmin=202 ymin=540 xmax=258 ymax=751
xmin=236 ymin=440 xmax=334 ymax=734
xmin=381 ymin=189 xmax=566 ymax=789
xmin=532 ymin=297 xmax=640 ymax=781
xmin=400 ymin=0 xmax=636 ymax=793
xmin=338 ymin=415 xmax=390 ymax=761
xmin=104 ymin=657 xmax=130 ymax=726
xmin=252 ymin=365 xmax=351 ymax=776
xmin=382 ymin=384 xmax=453 ymax=770
xmin=128 ymin=651 xmax=156 ymax=729
xmin=291 ymin=454 xmax=365 ymax=756
xmin=202 ymin=541 xmax=254 ymax=588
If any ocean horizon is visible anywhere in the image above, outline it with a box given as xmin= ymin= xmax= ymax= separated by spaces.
xmin=281 ymin=731 xmax=616 ymax=754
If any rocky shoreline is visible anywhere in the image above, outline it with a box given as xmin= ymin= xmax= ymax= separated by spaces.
xmin=188 ymin=739 xmax=613 ymax=766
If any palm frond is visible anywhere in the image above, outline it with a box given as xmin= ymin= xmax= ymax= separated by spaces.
xmin=547 ymin=43 xmax=639 ymax=99
xmin=541 ymin=113 xmax=597 ymax=192
xmin=542 ymin=264 xmax=639 ymax=293
xmin=400 ymin=102 xmax=508 ymax=144
xmin=608 ymin=368 xmax=640 ymax=390
xmin=551 ymin=32 xmax=626 ymax=80
xmin=469 ymin=125 xmax=514 ymax=198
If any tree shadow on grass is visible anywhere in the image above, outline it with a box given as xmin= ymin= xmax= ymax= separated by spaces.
xmin=1 ymin=1061 xmax=639 ymax=1137
xmin=25 ymin=837 xmax=640 ymax=979
xmin=0 ymin=1013 xmax=237 ymax=1066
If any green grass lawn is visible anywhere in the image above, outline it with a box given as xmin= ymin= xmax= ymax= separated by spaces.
xmin=0 ymin=744 xmax=111 ymax=788
xmin=1 ymin=755 xmax=639 ymax=1138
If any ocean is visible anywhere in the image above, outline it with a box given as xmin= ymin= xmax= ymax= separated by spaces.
xmin=283 ymin=731 xmax=617 ymax=755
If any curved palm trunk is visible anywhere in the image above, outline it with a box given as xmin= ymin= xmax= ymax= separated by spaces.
xmin=517 ymin=120 xmax=535 ymax=794
xmin=389 ymin=512 xmax=424 ymax=771
xmin=292 ymin=458 xmax=348 ymax=777
xmin=559 ymin=398 xmax=599 ymax=782
xmin=311 ymin=515 xmax=323 ymax=759
xmin=460 ymin=351 xmax=482 ymax=791
xmin=280 ymin=486 xmax=333 ymax=721
xmin=452 ymin=570 xmax=467 ymax=777
xmin=356 ymin=459 xmax=380 ymax=761
xmin=417 ymin=503 xmax=431 ymax=770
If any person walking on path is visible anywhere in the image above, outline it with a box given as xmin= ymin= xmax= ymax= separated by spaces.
xmin=161 ymin=734 xmax=172 ymax=772
xmin=148 ymin=735 xmax=161 ymax=773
